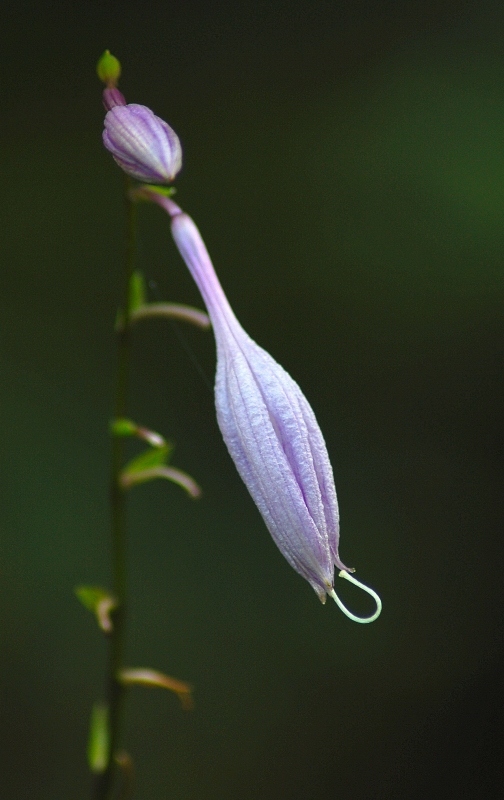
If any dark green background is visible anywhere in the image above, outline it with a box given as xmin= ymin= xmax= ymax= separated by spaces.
xmin=1 ymin=1 xmax=503 ymax=797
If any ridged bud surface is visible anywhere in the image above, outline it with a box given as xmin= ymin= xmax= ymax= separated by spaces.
xmin=103 ymin=104 xmax=182 ymax=183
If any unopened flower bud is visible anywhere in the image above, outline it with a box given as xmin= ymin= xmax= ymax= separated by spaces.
xmin=103 ymin=104 xmax=182 ymax=183
xmin=97 ymin=50 xmax=122 ymax=86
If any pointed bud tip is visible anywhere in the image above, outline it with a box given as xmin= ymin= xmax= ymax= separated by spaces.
xmin=97 ymin=50 xmax=121 ymax=86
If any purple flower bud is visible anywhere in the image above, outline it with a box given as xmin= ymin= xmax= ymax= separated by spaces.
xmin=137 ymin=190 xmax=381 ymax=622
xmin=103 ymin=104 xmax=182 ymax=184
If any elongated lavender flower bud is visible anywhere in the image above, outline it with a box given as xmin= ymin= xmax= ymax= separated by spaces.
xmin=136 ymin=189 xmax=381 ymax=621
xmin=103 ymin=104 xmax=182 ymax=183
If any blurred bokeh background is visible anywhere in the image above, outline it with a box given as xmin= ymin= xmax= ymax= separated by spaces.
xmin=1 ymin=1 xmax=503 ymax=797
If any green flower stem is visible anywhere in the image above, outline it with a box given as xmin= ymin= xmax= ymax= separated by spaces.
xmin=94 ymin=178 xmax=137 ymax=800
